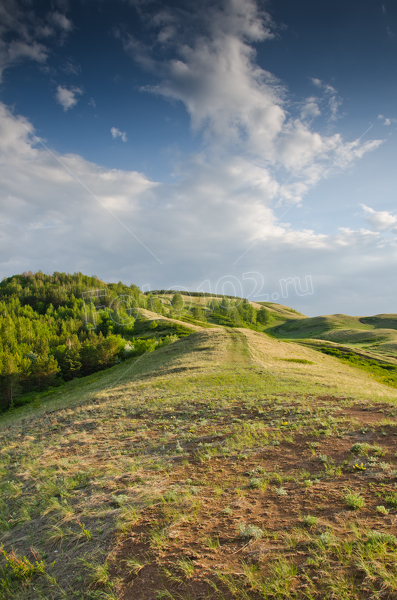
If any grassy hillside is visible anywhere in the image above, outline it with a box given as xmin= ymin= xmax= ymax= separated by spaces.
xmin=160 ymin=295 xmax=306 ymax=322
xmin=256 ymin=302 xmax=307 ymax=321
xmin=1 ymin=274 xmax=280 ymax=414
xmin=1 ymin=324 xmax=397 ymax=599
xmin=271 ymin=314 xmax=397 ymax=361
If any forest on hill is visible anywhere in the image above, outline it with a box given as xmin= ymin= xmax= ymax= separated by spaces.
xmin=0 ymin=272 xmax=273 ymax=412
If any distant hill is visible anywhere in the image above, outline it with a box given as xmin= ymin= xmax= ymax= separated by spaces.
xmin=272 ymin=313 xmax=397 ymax=361
xmin=256 ymin=301 xmax=307 ymax=320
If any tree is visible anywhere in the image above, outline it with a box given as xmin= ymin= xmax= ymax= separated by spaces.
xmin=240 ymin=301 xmax=256 ymax=324
xmin=171 ymin=293 xmax=184 ymax=312
xmin=96 ymin=335 xmax=124 ymax=368
xmin=229 ymin=307 xmax=242 ymax=325
xmin=80 ymin=340 xmax=98 ymax=376
xmin=208 ymin=298 xmax=220 ymax=312
xmin=256 ymin=307 xmax=273 ymax=325
xmin=219 ymin=297 xmax=230 ymax=315
xmin=192 ymin=306 xmax=206 ymax=321
xmin=30 ymin=355 xmax=60 ymax=389
xmin=0 ymin=351 xmax=21 ymax=411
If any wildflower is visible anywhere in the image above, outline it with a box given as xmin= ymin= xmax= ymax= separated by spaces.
xmin=353 ymin=463 xmax=366 ymax=471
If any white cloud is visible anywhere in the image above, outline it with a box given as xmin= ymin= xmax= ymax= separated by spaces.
xmin=300 ymin=97 xmax=321 ymax=121
xmin=311 ymin=77 xmax=342 ymax=121
xmin=62 ymin=60 xmax=81 ymax=75
xmin=111 ymin=127 xmax=128 ymax=142
xmin=55 ymin=85 xmax=83 ymax=111
xmin=0 ymin=0 xmax=393 ymax=316
xmin=0 ymin=0 xmax=72 ymax=80
xmin=6 ymin=40 xmax=48 ymax=64
xmin=378 ymin=114 xmax=397 ymax=126
xmin=119 ymin=0 xmax=380 ymax=209
xmin=0 ymin=100 xmax=394 ymax=318
xmin=361 ymin=204 xmax=397 ymax=232
xmin=48 ymin=12 xmax=73 ymax=32
xmin=0 ymin=102 xmax=159 ymax=271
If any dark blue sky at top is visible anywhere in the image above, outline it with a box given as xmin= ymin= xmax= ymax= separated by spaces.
xmin=1 ymin=0 xmax=396 ymax=185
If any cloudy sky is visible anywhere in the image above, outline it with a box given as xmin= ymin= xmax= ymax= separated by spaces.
xmin=0 ymin=0 xmax=396 ymax=316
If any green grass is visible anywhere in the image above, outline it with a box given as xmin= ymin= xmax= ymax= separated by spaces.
xmin=318 ymin=347 xmax=397 ymax=388
xmin=344 ymin=491 xmax=366 ymax=510
xmin=281 ymin=358 xmax=314 ymax=364
xmin=1 ymin=319 xmax=397 ymax=599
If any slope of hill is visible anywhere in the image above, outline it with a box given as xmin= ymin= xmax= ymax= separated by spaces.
xmin=160 ymin=295 xmax=306 ymax=321
xmin=272 ymin=313 xmax=397 ymax=360
xmin=1 ymin=324 xmax=397 ymax=600
xmin=274 ymin=314 xmax=372 ymax=337
xmin=256 ymin=301 xmax=307 ymax=320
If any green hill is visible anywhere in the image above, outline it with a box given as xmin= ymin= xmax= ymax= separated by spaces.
xmin=0 ymin=275 xmax=279 ymax=413
xmin=271 ymin=313 xmax=397 ymax=360
xmin=1 ymin=274 xmax=397 ymax=600
xmin=256 ymin=301 xmax=307 ymax=320
xmin=1 ymin=324 xmax=397 ymax=599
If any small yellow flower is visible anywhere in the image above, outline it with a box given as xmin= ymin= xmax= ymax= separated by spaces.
xmin=353 ymin=462 xmax=366 ymax=471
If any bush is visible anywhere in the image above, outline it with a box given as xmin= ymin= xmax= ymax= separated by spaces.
xmin=238 ymin=524 xmax=264 ymax=539
xmin=303 ymin=515 xmax=318 ymax=527
xmin=344 ymin=491 xmax=365 ymax=510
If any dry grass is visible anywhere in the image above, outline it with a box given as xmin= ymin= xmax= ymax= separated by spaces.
xmin=1 ymin=326 xmax=397 ymax=598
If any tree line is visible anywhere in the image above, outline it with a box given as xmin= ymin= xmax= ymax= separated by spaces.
xmin=0 ymin=272 xmax=173 ymax=412
xmin=0 ymin=273 xmax=274 ymax=412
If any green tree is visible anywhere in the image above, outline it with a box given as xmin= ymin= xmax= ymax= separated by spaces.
xmin=192 ymin=306 xmax=206 ymax=321
xmin=96 ymin=335 xmax=124 ymax=368
xmin=0 ymin=351 xmax=21 ymax=410
xmin=80 ymin=340 xmax=98 ymax=376
xmin=29 ymin=355 xmax=60 ymax=389
xmin=256 ymin=307 xmax=273 ymax=325
xmin=208 ymin=298 xmax=220 ymax=312
xmin=171 ymin=293 xmax=184 ymax=313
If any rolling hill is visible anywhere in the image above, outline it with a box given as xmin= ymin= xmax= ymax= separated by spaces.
xmin=1 ymin=314 xmax=397 ymax=599
xmin=271 ymin=313 xmax=397 ymax=361
xmin=1 ymin=276 xmax=397 ymax=599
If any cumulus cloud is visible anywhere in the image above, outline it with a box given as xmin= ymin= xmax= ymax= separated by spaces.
xmin=300 ymin=97 xmax=321 ymax=121
xmin=55 ymin=85 xmax=83 ymax=111
xmin=119 ymin=0 xmax=380 ymax=209
xmin=0 ymin=0 xmax=72 ymax=80
xmin=0 ymin=100 xmax=395 ymax=316
xmin=378 ymin=114 xmax=397 ymax=126
xmin=111 ymin=127 xmax=128 ymax=142
xmin=0 ymin=102 xmax=160 ymax=271
xmin=361 ymin=205 xmax=397 ymax=232
xmin=0 ymin=0 xmax=393 ymax=316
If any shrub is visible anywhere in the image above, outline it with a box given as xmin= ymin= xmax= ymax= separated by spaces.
xmin=344 ymin=491 xmax=365 ymax=510
xmin=366 ymin=530 xmax=397 ymax=546
xmin=350 ymin=443 xmax=386 ymax=457
xmin=303 ymin=515 xmax=318 ymax=527
xmin=385 ymin=493 xmax=397 ymax=508
xmin=249 ymin=478 xmax=261 ymax=489
xmin=376 ymin=505 xmax=389 ymax=515
xmin=238 ymin=524 xmax=264 ymax=539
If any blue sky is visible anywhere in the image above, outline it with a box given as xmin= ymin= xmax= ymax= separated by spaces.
xmin=0 ymin=0 xmax=396 ymax=316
